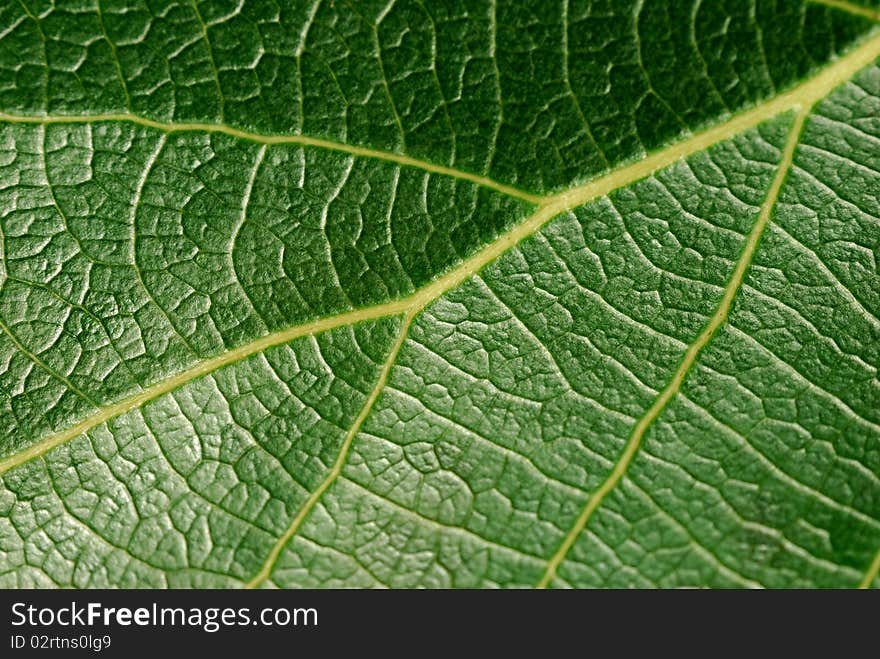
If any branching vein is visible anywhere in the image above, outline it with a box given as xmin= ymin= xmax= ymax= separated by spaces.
xmin=536 ymin=108 xmax=809 ymax=589
xmin=245 ymin=310 xmax=416 ymax=589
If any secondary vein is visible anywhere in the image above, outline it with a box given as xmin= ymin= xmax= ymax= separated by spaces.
xmin=808 ymin=0 xmax=880 ymax=22
xmin=244 ymin=310 xmax=416 ymax=588
xmin=0 ymin=29 xmax=878 ymax=208
xmin=0 ymin=111 xmax=542 ymax=205
xmin=535 ymin=108 xmax=809 ymax=589
xmin=859 ymin=548 xmax=880 ymax=588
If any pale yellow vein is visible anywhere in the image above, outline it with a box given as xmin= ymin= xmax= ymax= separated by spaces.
xmin=0 ymin=303 xmax=413 ymax=476
xmin=536 ymin=108 xmax=809 ymax=589
xmin=0 ymin=111 xmax=542 ymax=204
xmin=245 ymin=310 xmax=416 ymax=589
xmin=858 ymin=548 xmax=880 ymax=588
xmin=808 ymin=0 xmax=880 ymax=22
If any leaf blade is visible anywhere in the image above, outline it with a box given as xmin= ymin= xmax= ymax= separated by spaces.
xmin=1 ymin=1 xmax=878 ymax=589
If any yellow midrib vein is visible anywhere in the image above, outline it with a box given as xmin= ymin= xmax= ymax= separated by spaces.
xmin=0 ymin=32 xmax=878 ymax=587
xmin=0 ymin=303 xmax=420 ymax=476
xmin=537 ymin=108 xmax=808 ymax=588
xmin=0 ymin=32 xmax=877 ymax=481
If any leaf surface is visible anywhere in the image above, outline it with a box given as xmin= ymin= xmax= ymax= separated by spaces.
xmin=0 ymin=0 xmax=878 ymax=588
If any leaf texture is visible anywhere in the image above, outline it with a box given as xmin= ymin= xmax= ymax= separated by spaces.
xmin=0 ymin=0 xmax=878 ymax=588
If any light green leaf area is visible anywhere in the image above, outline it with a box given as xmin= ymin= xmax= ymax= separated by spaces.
xmin=0 ymin=0 xmax=878 ymax=588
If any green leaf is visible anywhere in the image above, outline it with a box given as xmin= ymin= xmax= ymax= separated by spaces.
xmin=0 ymin=0 xmax=878 ymax=589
